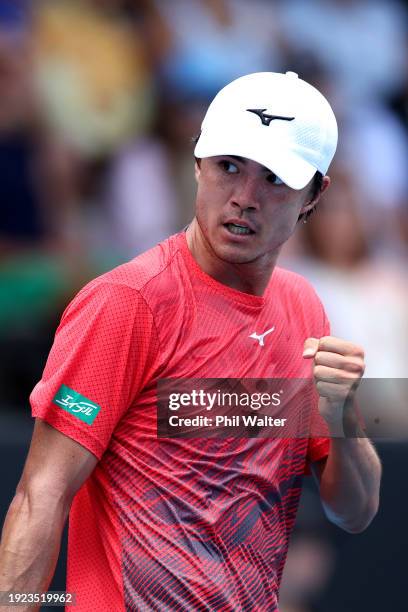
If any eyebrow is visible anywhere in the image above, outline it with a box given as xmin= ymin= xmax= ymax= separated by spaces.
xmin=227 ymin=155 xmax=272 ymax=174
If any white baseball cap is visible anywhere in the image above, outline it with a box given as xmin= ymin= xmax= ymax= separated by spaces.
xmin=194 ymin=71 xmax=338 ymax=190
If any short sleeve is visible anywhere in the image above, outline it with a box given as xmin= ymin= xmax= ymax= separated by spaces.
xmin=304 ymin=306 xmax=331 ymax=474
xmin=30 ymin=280 xmax=160 ymax=459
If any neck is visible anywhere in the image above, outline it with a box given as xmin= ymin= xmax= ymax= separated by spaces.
xmin=185 ymin=220 xmax=279 ymax=296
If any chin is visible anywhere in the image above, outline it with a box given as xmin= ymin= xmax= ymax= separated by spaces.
xmin=213 ymin=243 xmax=262 ymax=265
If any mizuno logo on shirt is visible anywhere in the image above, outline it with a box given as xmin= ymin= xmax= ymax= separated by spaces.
xmin=247 ymin=108 xmax=295 ymax=126
xmin=53 ymin=384 xmax=101 ymax=425
xmin=249 ymin=326 xmax=275 ymax=347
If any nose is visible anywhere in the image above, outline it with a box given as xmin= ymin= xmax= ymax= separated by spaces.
xmin=231 ymin=175 xmax=261 ymax=212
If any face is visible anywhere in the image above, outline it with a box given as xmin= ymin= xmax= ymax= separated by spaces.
xmin=194 ymin=155 xmax=328 ymax=268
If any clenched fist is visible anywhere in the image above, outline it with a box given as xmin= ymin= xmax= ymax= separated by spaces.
xmin=303 ymin=336 xmax=365 ymax=434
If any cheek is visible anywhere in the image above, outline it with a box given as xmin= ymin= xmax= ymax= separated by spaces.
xmin=195 ymin=184 xmax=217 ymax=232
xmin=196 ymin=175 xmax=230 ymax=215
xmin=281 ymin=193 xmax=310 ymax=221
xmin=262 ymin=195 xmax=307 ymax=242
xmin=264 ymin=193 xmax=304 ymax=222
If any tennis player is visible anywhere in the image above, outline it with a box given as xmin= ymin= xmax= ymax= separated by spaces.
xmin=0 ymin=72 xmax=381 ymax=611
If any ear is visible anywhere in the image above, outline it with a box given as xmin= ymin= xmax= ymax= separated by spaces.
xmin=194 ymin=160 xmax=201 ymax=183
xmin=299 ymin=175 xmax=331 ymax=216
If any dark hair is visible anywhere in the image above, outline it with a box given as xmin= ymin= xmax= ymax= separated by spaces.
xmin=193 ymin=133 xmax=201 ymax=165
xmin=193 ymin=133 xmax=324 ymax=217
xmin=298 ymin=171 xmax=324 ymax=222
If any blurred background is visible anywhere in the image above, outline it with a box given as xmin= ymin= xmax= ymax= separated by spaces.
xmin=0 ymin=0 xmax=408 ymax=610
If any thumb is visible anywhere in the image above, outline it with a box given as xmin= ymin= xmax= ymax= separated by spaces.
xmin=303 ymin=337 xmax=320 ymax=359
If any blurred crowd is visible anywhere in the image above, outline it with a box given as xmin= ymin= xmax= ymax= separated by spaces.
xmin=1 ymin=1 xmax=408 ymax=610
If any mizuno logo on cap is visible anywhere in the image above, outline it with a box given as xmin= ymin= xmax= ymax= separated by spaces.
xmin=247 ymin=108 xmax=295 ymax=126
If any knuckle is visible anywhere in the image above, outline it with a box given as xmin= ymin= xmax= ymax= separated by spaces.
xmin=319 ymin=336 xmax=331 ymax=348
xmin=356 ymin=364 xmax=365 ymax=377
xmin=344 ymin=369 xmax=359 ymax=380
xmin=314 ymin=351 xmax=326 ymax=365
xmin=313 ymin=364 xmax=324 ymax=379
xmin=316 ymin=380 xmax=326 ymax=394
xmin=351 ymin=357 xmax=365 ymax=375
xmin=351 ymin=345 xmax=365 ymax=358
xmin=346 ymin=359 xmax=363 ymax=374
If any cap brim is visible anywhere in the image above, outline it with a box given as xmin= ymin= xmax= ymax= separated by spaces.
xmin=194 ymin=132 xmax=317 ymax=190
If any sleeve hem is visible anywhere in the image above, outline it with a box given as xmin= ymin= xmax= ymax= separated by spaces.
xmin=31 ymin=408 xmax=105 ymax=461
xmin=304 ymin=437 xmax=330 ymax=475
xmin=309 ymin=438 xmax=330 ymax=464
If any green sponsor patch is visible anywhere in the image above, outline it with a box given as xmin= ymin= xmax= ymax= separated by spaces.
xmin=53 ymin=384 xmax=101 ymax=425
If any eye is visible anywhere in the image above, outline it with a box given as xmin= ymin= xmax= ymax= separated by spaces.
xmin=266 ymin=172 xmax=284 ymax=185
xmin=219 ymin=160 xmax=239 ymax=174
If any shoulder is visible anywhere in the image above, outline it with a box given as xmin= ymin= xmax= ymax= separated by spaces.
xmin=272 ymin=266 xmax=323 ymax=304
xmin=69 ymin=233 xmax=184 ymax=305
xmin=56 ymin=234 xmax=187 ymax=333
xmin=269 ymin=266 xmax=328 ymax=333
xmin=92 ymin=233 xmax=183 ymax=292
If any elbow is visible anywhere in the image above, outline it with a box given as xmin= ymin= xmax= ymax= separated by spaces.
xmin=355 ymin=497 xmax=380 ymax=533
xmin=331 ymin=497 xmax=380 ymax=534
xmin=341 ymin=518 xmax=373 ymax=535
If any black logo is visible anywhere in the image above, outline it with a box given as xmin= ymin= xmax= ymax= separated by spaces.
xmin=247 ymin=108 xmax=295 ymax=126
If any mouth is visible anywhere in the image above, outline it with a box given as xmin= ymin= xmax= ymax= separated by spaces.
xmin=223 ymin=222 xmax=255 ymax=236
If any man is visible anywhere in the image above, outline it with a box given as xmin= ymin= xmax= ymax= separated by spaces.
xmin=0 ymin=71 xmax=381 ymax=611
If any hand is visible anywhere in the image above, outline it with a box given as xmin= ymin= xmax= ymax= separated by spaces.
xmin=303 ymin=336 xmax=365 ymax=434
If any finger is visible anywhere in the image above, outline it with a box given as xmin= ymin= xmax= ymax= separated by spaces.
xmin=314 ymin=351 xmax=365 ymax=374
xmin=313 ymin=365 xmax=361 ymax=383
xmin=317 ymin=336 xmax=364 ymax=358
xmin=303 ymin=337 xmax=320 ymax=358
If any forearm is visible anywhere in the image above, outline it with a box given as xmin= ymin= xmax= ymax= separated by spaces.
xmin=319 ymin=411 xmax=381 ymax=533
xmin=0 ymin=487 xmax=68 ymax=611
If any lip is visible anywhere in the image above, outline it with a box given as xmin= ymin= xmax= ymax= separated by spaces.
xmin=223 ymin=218 xmax=256 ymax=233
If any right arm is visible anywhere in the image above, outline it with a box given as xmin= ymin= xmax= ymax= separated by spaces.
xmin=0 ymin=418 xmax=98 ymax=611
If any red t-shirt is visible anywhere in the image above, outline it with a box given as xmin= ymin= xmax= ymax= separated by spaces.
xmin=31 ymin=232 xmax=330 ymax=611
